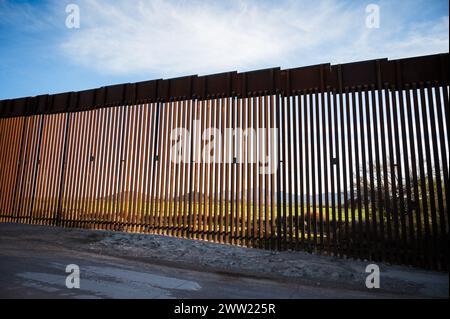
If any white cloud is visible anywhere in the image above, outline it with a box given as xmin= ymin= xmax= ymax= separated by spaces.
xmin=58 ymin=0 xmax=449 ymax=78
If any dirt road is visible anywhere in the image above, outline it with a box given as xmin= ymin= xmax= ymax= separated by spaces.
xmin=0 ymin=223 xmax=447 ymax=299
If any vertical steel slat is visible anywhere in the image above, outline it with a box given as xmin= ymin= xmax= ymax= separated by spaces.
xmin=198 ymin=98 xmax=205 ymax=239
xmin=105 ymin=107 xmax=116 ymax=229
xmin=197 ymin=99 xmax=205 ymax=239
xmin=0 ymin=119 xmax=6 ymax=219
xmin=122 ymin=105 xmax=133 ymax=228
xmin=220 ymin=97 xmax=227 ymax=243
xmin=142 ymin=103 xmax=154 ymax=231
xmin=26 ymin=116 xmax=40 ymax=219
xmin=346 ymin=88 xmax=356 ymax=258
xmin=125 ymin=105 xmax=137 ymax=229
xmin=35 ymin=116 xmax=49 ymax=224
xmin=12 ymin=117 xmax=27 ymax=222
xmin=125 ymin=104 xmax=138 ymax=232
xmin=49 ymin=114 xmax=64 ymax=225
xmin=326 ymin=87 xmax=340 ymax=256
xmin=242 ymin=96 xmax=249 ymax=246
xmin=55 ymin=112 xmax=71 ymax=226
xmin=28 ymin=115 xmax=45 ymax=224
xmin=214 ymin=98 xmax=221 ymax=242
xmin=132 ymin=104 xmax=144 ymax=231
xmin=175 ymin=99 xmax=184 ymax=236
xmin=358 ymin=86 xmax=372 ymax=259
xmin=94 ymin=109 xmax=107 ymax=229
xmin=384 ymin=85 xmax=400 ymax=263
xmin=42 ymin=115 xmax=57 ymax=224
xmin=223 ymin=97 xmax=230 ymax=243
xmin=160 ymin=102 xmax=174 ymax=235
xmin=154 ymin=102 xmax=166 ymax=232
xmin=190 ymin=99 xmax=199 ymax=239
xmin=328 ymin=89 xmax=337 ymax=255
xmin=398 ymin=87 xmax=415 ymax=264
xmin=339 ymin=87 xmax=349 ymax=257
xmin=221 ymin=97 xmax=228 ymax=243
xmin=236 ymin=96 xmax=242 ymax=245
xmin=185 ymin=97 xmax=197 ymax=238
xmin=345 ymin=87 xmax=357 ymax=256
xmin=425 ymin=83 xmax=446 ymax=269
xmin=280 ymin=92 xmax=288 ymax=249
xmin=84 ymin=109 xmax=94 ymax=228
xmin=208 ymin=98 xmax=215 ymax=241
xmin=5 ymin=118 xmax=18 ymax=221
xmin=146 ymin=102 xmax=157 ymax=230
xmin=370 ymin=84 xmax=384 ymax=261
xmin=264 ymin=94 xmax=271 ymax=249
xmin=183 ymin=99 xmax=192 ymax=238
xmin=166 ymin=100 xmax=177 ymax=236
xmin=64 ymin=113 xmax=78 ymax=228
xmin=304 ymin=92 xmax=311 ymax=252
xmin=111 ymin=106 xmax=121 ymax=229
xmin=292 ymin=93 xmax=300 ymax=250
xmin=80 ymin=110 xmax=90 ymax=228
xmin=412 ymin=84 xmax=430 ymax=267
xmin=275 ymin=93 xmax=282 ymax=250
xmin=16 ymin=116 xmax=34 ymax=221
xmin=97 ymin=109 xmax=109 ymax=228
xmin=82 ymin=110 xmax=95 ymax=227
xmin=157 ymin=101 xmax=169 ymax=233
xmin=17 ymin=116 xmax=35 ymax=221
xmin=247 ymin=97 xmax=253 ymax=246
xmin=203 ymin=99 xmax=210 ymax=240
xmin=0 ymin=119 xmax=11 ymax=218
xmin=256 ymin=95 xmax=263 ymax=247
xmin=377 ymin=82 xmax=391 ymax=262
xmin=316 ymin=88 xmax=324 ymax=252
xmin=405 ymin=85 xmax=423 ymax=266
xmin=73 ymin=112 xmax=85 ymax=227
xmin=270 ymin=94 xmax=277 ymax=250
xmin=137 ymin=104 xmax=147 ymax=232
xmin=322 ymin=90 xmax=330 ymax=253
xmin=174 ymin=100 xmax=182 ymax=236
xmin=434 ymin=83 xmax=449 ymax=269
xmin=67 ymin=112 xmax=80 ymax=228
xmin=363 ymin=88 xmax=376 ymax=260
xmin=154 ymin=102 xmax=164 ymax=232
xmin=71 ymin=112 xmax=85 ymax=227
xmin=285 ymin=92 xmax=293 ymax=249
xmin=391 ymin=84 xmax=407 ymax=264
xmin=299 ymin=92 xmax=306 ymax=251
xmin=7 ymin=118 xmax=22 ymax=222
xmin=152 ymin=101 xmax=162 ymax=231
xmin=333 ymin=89 xmax=343 ymax=257
xmin=419 ymin=83 xmax=439 ymax=268
xmin=4 ymin=117 xmax=17 ymax=222
xmin=311 ymin=90 xmax=317 ymax=252
xmin=86 ymin=109 xmax=100 ymax=229
xmin=107 ymin=107 xmax=119 ymax=229
xmin=352 ymin=89 xmax=363 ymax=257
xmin=230 ymin=96 xmax=235 ymax=244
xmin=253 ymin=95 xmax=259 ymax=247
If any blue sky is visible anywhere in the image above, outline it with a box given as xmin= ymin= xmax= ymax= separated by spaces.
xmin=0 ymin=0 xmax=448 ymax=100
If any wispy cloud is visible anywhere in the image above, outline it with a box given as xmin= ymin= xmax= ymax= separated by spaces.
xmin=57 ymin=0 xmax=448 ymax=78
xmin=1 ymin=0 xmax=448 ymax=80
